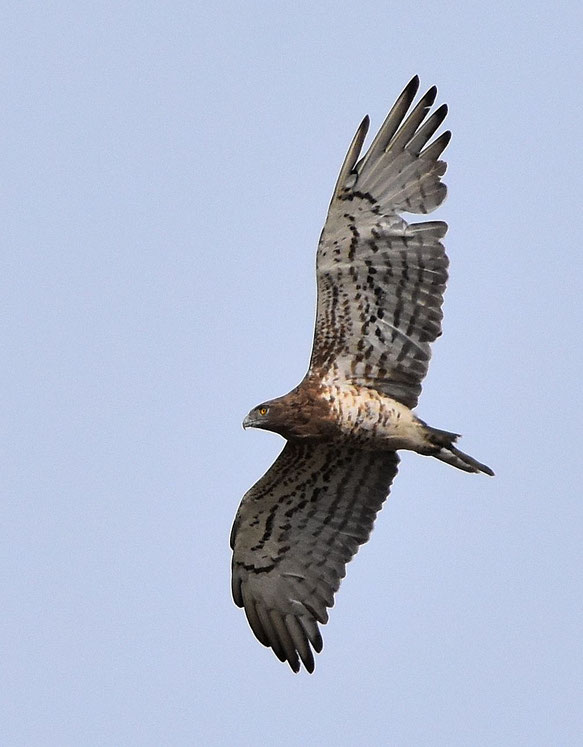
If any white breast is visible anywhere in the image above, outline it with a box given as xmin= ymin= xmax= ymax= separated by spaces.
xmin=322 ymin=383 xmax=423 ymax=450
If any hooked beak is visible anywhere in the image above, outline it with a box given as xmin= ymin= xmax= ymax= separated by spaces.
xmin=242 ymin=414 xmax=253 ymax=430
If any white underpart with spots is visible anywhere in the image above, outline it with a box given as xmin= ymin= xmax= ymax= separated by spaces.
xmin=322 ymin=383 xmax=426 ymax=450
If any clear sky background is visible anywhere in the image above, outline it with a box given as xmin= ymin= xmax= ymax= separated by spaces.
xmin=3 ymin=1 xmax=582 ymax=745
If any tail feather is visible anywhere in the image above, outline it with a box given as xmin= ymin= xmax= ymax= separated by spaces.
xmin=434 ymin=445 xmax=494 ymax=476
xmin=424 ymin=424 xmax=494 ymax=476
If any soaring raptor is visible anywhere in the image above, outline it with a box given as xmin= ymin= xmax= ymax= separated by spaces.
xmin=231 ymin=77 xmax=493 ymax=673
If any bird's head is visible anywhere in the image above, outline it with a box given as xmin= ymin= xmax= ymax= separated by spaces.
xmin=242 ymin=399 xmax=286 ymax=434
xmin=242 ymin=388 xmax=331 ymax=440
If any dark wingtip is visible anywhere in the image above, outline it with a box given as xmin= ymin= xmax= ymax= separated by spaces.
xmin=312 ymin=632 xmax=323 ymax=653
xmin=422 ymin=129 xmax=452 ymax=160
xmin=424 ymin=85 xmax=438 ymax=106
xmin=402 ymin=75 xmax=420 ymax=101
xmin=288 ymin=657 xmax=300 ymax=673
xmin=436 ymin=102 xmax=448 ymax=119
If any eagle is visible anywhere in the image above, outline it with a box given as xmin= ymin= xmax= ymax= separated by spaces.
xmin=230 ymin=77 xmax=493 ymax=673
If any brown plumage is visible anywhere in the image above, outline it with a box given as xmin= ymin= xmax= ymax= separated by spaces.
xmin=232 ymin=77 xmax=493 ymax=674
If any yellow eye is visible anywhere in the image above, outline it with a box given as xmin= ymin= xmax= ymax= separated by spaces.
xmin=259 ymin=407 xmax=268 ymax=416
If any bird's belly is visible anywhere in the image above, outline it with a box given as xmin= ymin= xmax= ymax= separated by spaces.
xmin=322 ymin=384 xmax=421 ymax=449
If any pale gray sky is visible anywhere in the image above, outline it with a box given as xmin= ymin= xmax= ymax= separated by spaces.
xmin=3 ymin=1 xmax=582 ymax=744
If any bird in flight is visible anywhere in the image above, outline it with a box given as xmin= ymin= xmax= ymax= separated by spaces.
xmin=231 ymin=77 xmax=493 ymax=673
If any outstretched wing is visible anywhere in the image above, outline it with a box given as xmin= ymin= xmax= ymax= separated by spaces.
xmin=309 ymin=77 xmax=450 ymax=408
xmin=230 ymin=441 xmax=399 ymax=672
